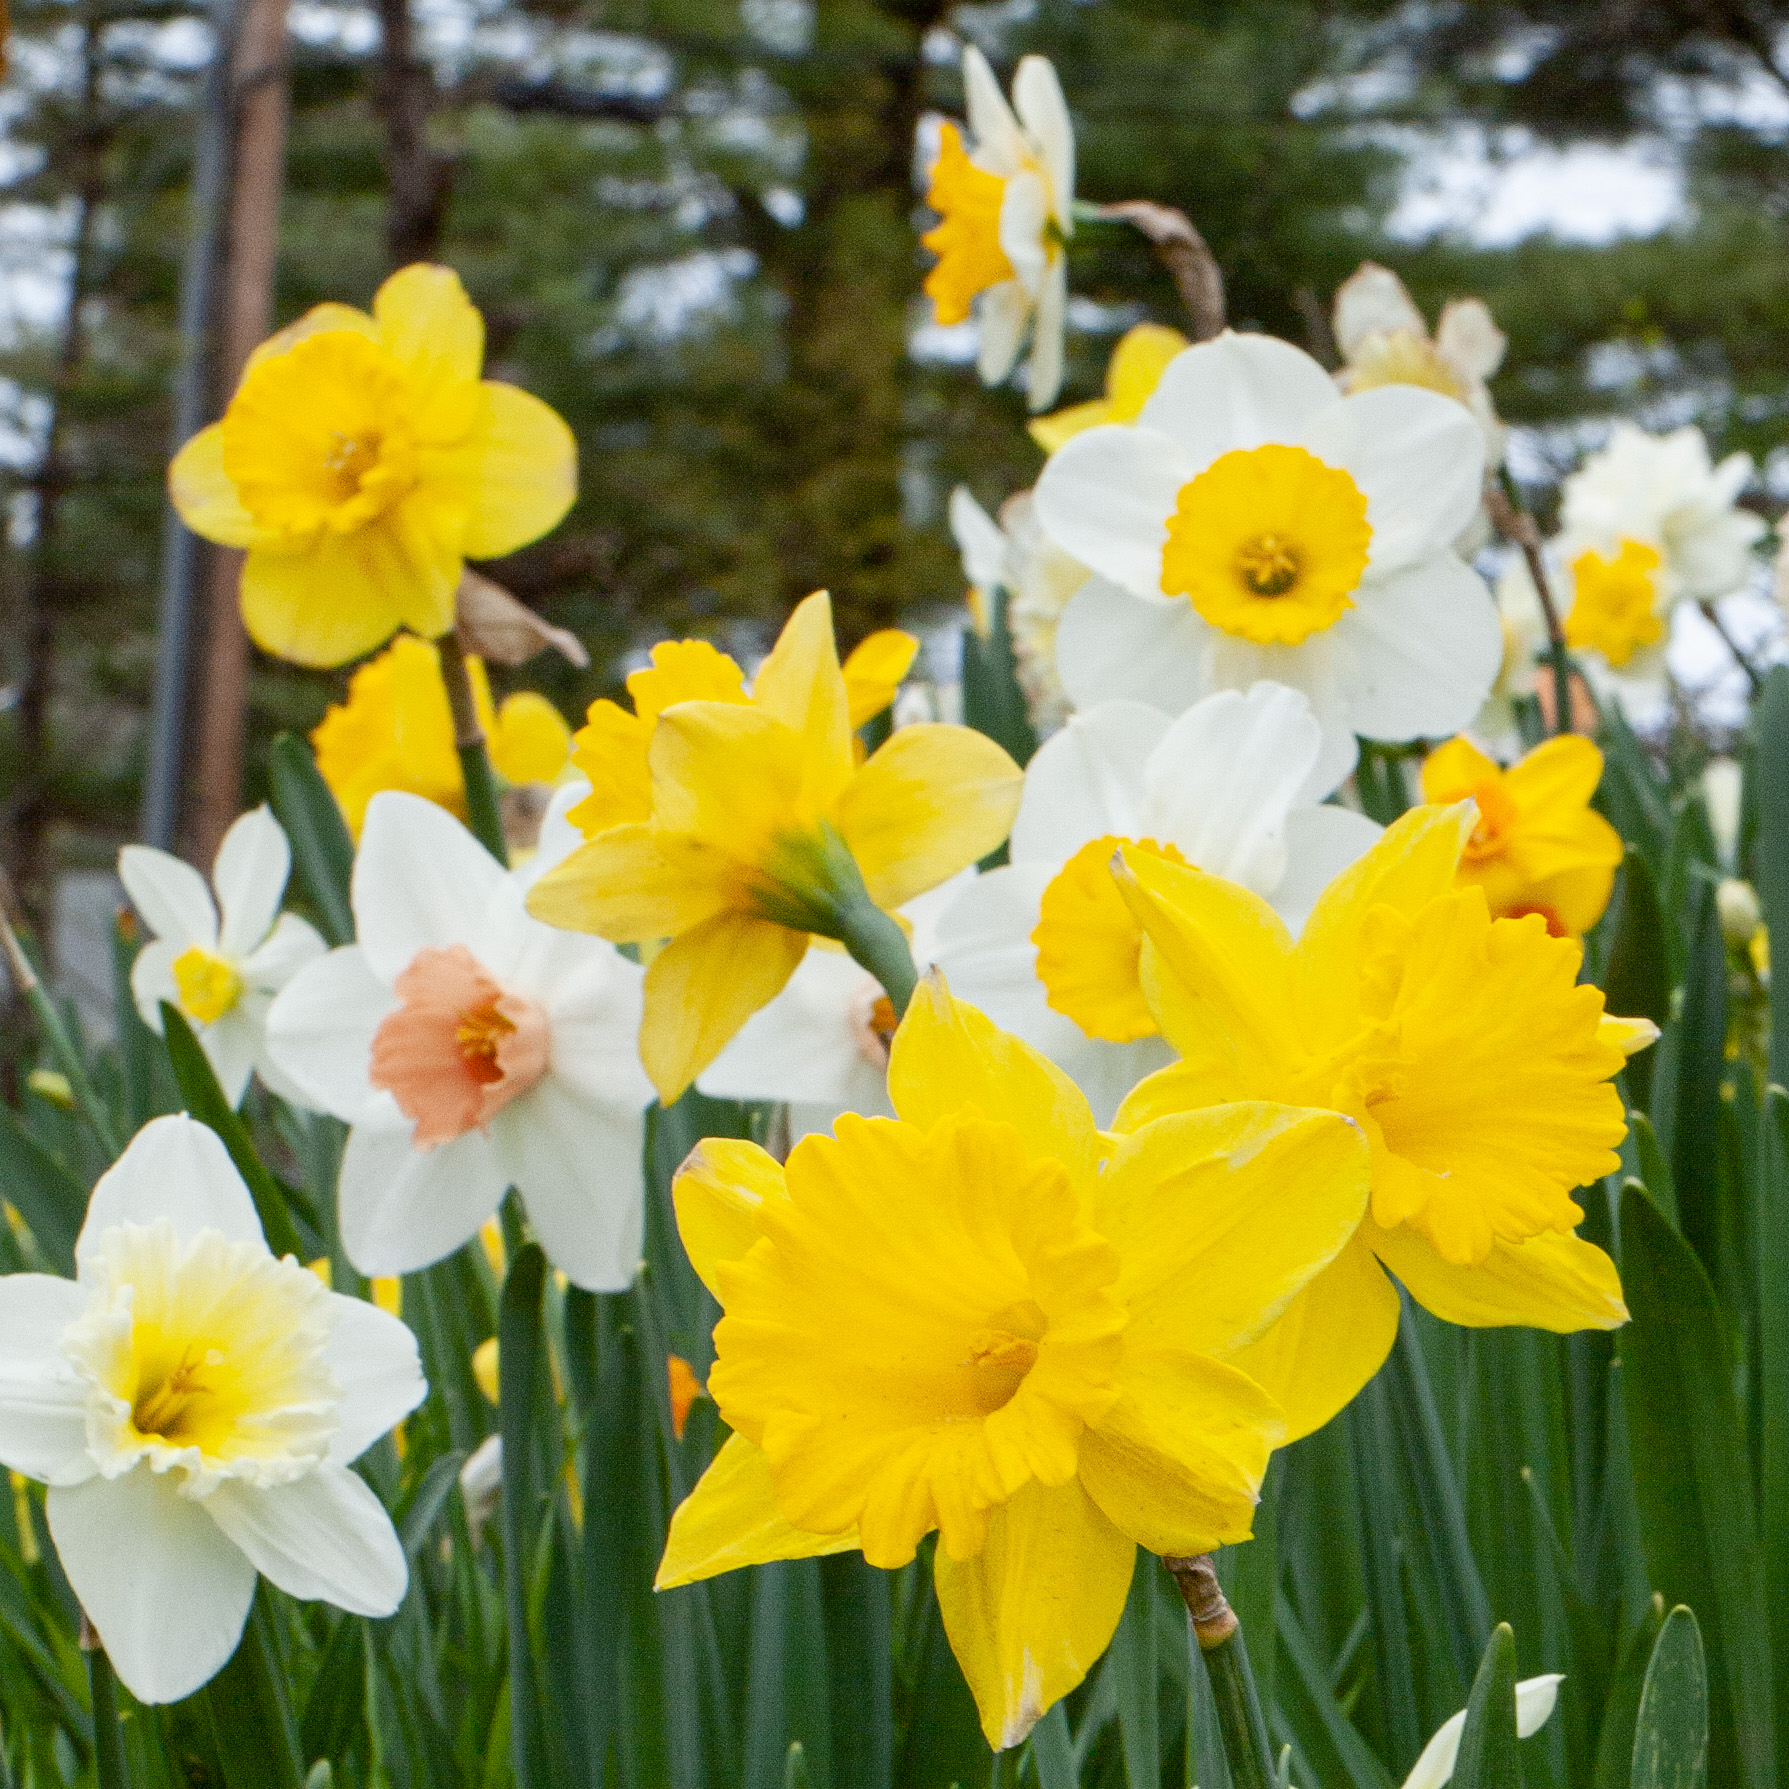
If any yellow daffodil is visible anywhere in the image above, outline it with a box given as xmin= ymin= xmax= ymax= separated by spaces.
xmin=655 ymin=976 xmax=1371 ymax=1749
xmin=1110 ymin=803 xmax=1654 ymax=1441
xmin=169 ymin=265 xmax=576 ymax=668
xmin=1420 ymin=735 xmax=1623 ymax=936
xmin=1028 ymin=322 xmax=1188 ymax=454
xmin=1563 ymin=541 xmax=1667 ymax=668
xmin=565 ymin=624 xmax=918 ymax=838
xmin=312 ymin=633 xmax=572 ymax=837
xmin=529 ymin=594 xmax=1017 ymax=1102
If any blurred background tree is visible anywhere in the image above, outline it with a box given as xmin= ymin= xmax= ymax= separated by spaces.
xmin=2 ymin=0 xmax=1787 ymax=911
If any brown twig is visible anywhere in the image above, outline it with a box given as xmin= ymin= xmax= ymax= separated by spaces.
xmin=1161 ymin=1552 xmax=1238 ymax=1650
xmin=1698 ymin=598 xmax=1765 ymax=693
xmin=1485 ymin=477 xmax=1577 ymax=736
xmin=1096 ymin=201 xmax=1225 ymax=341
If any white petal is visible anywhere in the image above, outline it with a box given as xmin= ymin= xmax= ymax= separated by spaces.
xmin=240 ymin=912 xmax=327 ymax=993
xmin=1013 ymin=55 xmax=1074 ymax=220
xmin=48 ymin=1467 xmax=256 ymax=1705
xmin=1137 ymin=332 xmax=1339 ymax=474
xmin=264 ymin=948 xmax=396 ymax=1124
xmin=950 ymin=486 xmax=1012 ymax=593
xmin=1199 ymin=631 xmax=1359 ymax=801
xmin=129 ymin=938 xmax=180 ymax=1035
xmin=205 ymin=1466 xmax=407 ymax=1617
xmin=0 ymin=1274 xmax=94 ymax=1484
xmin=998 ymin=169 xmax=1049 ymax=296
xmin=324 ymin=1294 xmax=426 ymax=1466
xmin=338 ymin=1123 xmax=506 ymax=1280
xmin=1330 ymin=553 xmax=1502 ymax=743
xmin=118 ymin=846 xmax=218 ymax=952
xmin=353 ymin=792 xmax=509 ymax=985
xmin=1141 ymin=684 xmax=1321 ymax=890
xmin=1052 ymin=577 xmax=1211 ymax=716
xmin=932 ymin=864 xmax=1073 ymax=1046
xmin=699 ymin=948 xmax=883 ymax=1105
xmin=976 ymin=280 xmax=1030 ymax=386
xmin=1400 ymin=1673 xmax=1564 ymax=1789
xmin=1297 ymin=385 xmax=1486 ymax=575
xmin=1331 ymin=263 xmax=1426 ymax=358
xmin=1010 ymin=701 xmax=1168 ymax=863
xmin=961 ymin=45 xmax=1026 ymax=175
xmin=492 ymin=1083 xmax=645 ymax=1293
xmin=1434 ymin=298 xmax=1506 ymax=381
xmin=904 ymin=869 xmax=977 ymax=969
xmin=1059 ymin=1035 xmax=1174 ymax=1129
xmin=1026 ymin=253 xmax=1068 ymax=411
xmin=1033 ymin=427 xmax=1190 ymax=601
xmin=1270 ymin=804 xmax=1383 ymax=934
xmin=77 ymin=1115 xmax=263 ymax=1268
xmin=199 ymin=1011 xmax=257 ymax=1109
xmin=539 ymin=951 xmax=654 ymax=1110
xmin=212 ymin=806 xmax=292 ymax=961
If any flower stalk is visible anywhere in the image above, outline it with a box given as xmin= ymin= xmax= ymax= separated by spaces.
xmin=1165 ymin=1553 xmax=1275 ymax=1789
xmin=1490 ymin=469 xmax=1577 ymax=737
xmin=438 ymin=629 xmax=510 ymax=866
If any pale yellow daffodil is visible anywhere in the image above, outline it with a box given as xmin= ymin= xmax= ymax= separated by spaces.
xmin=655 ymin=976 xmax=1371 ymax=1749
xmin=1111 ymin=803 xmax=1653 ymax=1440
xmin=1028 ymin=322 xmax=1188 ymax=455
xmin=311 ymin=633 xmax=572 ymax=838
xmin=169 ymin=264 xmax=576 ymax=668
xmin=1420 ymin=735 xmax=1623 ymax=937
xmin=528 ymin=593 xmax=1017 ymax=1102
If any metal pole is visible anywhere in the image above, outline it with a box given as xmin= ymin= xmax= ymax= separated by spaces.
xmin=140 ymin=0 xmax=237 ymax=850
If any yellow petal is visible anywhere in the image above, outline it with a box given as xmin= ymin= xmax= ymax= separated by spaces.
xmin=837 ymin=725 xmax=1023 ymax=910
xmin=372 ymin=263 xmax=484 ymax=437
xmin=1076 ymin=1350 xmax=1282 ymax=1556
xmin=1028 ymin=396 xmax=1112 ymax=455
xmin=440 ymin=383 xmax=578 ymax=560
xmin=1601 ymin=1014 xmax=1660 ymax=1057
xmin=489 ymin=692 xmax=571 ymax=785
xmin=641 ymin=912 xmax=808 ymax=1103
xmin=656 ymin=1432 xmax=859 ymax=1589
xmin=888 ymin=972 xmax=1101 ymax=1190
xmin=628 ymin=639 xmax=749 ymax=724
xmin=933 ymin=1477 xmax=1135 ymax=1751
xmin=239 ymin=527 xmax=438 ymax=669
xmin=674 ymin=1137 xmax=786 ymax=1300
xmin=1294 ymin=802 xmax=1473 ymax=1039
xmin=1097 ymin=1103 xmax=1371 ymax=1358
xmin=1114 ymin=846 xmax=1299 ymax=1087
xmin=1113 ymin=1059 xmax=1255 ymax=1130
xmin=842 ymin=629 xmax=920 ymax=728
xmin=567 ymin=701 xmax=654 ymax=835
xmin=240 ymin=303 xmax=378 ymax=383
xmin=1502 ymin=733 xmax=1606 ymax=814
xmin=168 ymin=425 xmax=264 ymax=548
xmin=648 ymin=702 xmax=812 ymax=863
xmin=750 ymin=593 xmax=856 ymax=811
xmin=1369 ymin=1218 xmax=1628 ymax=1331
xmin=1221 ymin=1232 xmax=1401 ymax=1442
xmin=525 ymin=826 xmax=733 ymax=942
xmin=1104 ymin=322 xmax=1190 ymax=420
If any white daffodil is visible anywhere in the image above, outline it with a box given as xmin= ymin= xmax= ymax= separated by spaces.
xmin=922 ymin=45 xmax=1074 ymax=411
xmin=932 ymin=683 xmax=1380 ymax=1123
xmin=1033 ymin=331 xmax=1500 ymax=795
xmin=120 ymin=807 xmax=327 ymax=1107
xmin=265 ymin=791 xmax=654 ymax=1292
xmin=1332 ymin=261 xmax=1507 ymax=466
xmin=695 ymin=875 xmax=967 ymax=1138
xmin=0 ymin=1114 xmax=422 ymax=1704
xmin=1400 ymin=1673 xmax=1563 ymax=1789
xmin=1556 ymin=421 xmax=1765 ymax=684
xmin=950 ymin=485 xmax=1089 ymax=733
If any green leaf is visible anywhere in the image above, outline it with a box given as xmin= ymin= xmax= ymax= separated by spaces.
xmin=1027 ymin=1705 xmax=1076 ymax=1789
xmin=200 ymin=1590 xmax=305 ymax=1789
xmin=159 ymin=1004 xmax=306 ymax=1262
xmin=0 ymin=1104 xmax=86 ymax=1273
xmin=1452 ymin=1624 xmax=1521 ymax=1789
xmin=397 ymin=1450 xmax=467 ymax=1558
xmin=783 ymin=1743 xmax=812 ymax=1789
xmin=1758 ymin=1090 xmax=1789 ymax=1773
xmin=1627 ymin=1117 xmax=1679 ymax=1230
xmin=960 ymin=588 xmax=1037 ymax=771
xmin=1111 ymin=1554 xmax=1161 ymax=1788
xmin=1669 ymin=876 xmax=1729 ymax=1281
xmin=1272 ymin=1594 xmax=1395 ymax=1789
xmin=1602 ymin=851 xmax=1672 ymax=1113
xmin=1597 ymin=706 xmax=1671 ymax=875
xmin=1753 ymin=669 xmax=1789 ymax=1091
xmin=821 ymin=1555 xmax=892 ymax=1789
xmin=1632 ymin=1607 xmax=1708 ymax=1789
xmin=266 ymin=733 xmax=356 ymax=948
xmin=1595 ymin=1600 xmax=1667 ymax=1789
xmin=1618 ymin=1182 xmax=1778 ymax=1789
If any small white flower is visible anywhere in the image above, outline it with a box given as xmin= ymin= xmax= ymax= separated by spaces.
xmin=265 ymin=790 xmax=655 ymax=1293
xmin=0 ymin=1114 xmax=423 ymax=1704
xmin=921 ymin=46 xmax=1075 ymax=410
xmin=1400 ymin=1673 xmax=1563 ymax=1789
xmin=120 ymin=807 xmax=327 ymax=1107
xmin=1033 ymin=330 xmax=1500 ymax=794
xmin=695 ymin=876 xmax=967 ymax=1139
xmin=933 ymin=684 xmax=1380 ymax=1122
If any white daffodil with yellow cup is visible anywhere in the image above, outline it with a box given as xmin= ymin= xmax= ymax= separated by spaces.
xmin=1033 ymin=330 xmax=1501 ymax=794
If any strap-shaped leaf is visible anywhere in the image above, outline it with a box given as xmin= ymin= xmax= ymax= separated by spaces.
xmin=1631 ymin=1606 xmax=1708 ymax=1789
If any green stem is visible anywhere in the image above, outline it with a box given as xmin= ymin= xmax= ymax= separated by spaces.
xmin=85 ymin=1633 xmax=128 ymax=1789
xmin=0 ymin=911 xmax=121 ymax=1157
xmin=438 ymin=630 xmax=510 ymax=867
xmin=1167 ymin=1555 xmax=1274 ymax=1789
xmin=833 ymin=899 xmax=918 ymax=1019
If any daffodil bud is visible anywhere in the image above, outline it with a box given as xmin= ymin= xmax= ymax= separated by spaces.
xmin=1718 ymin=877 xmax=1762 ymax=948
